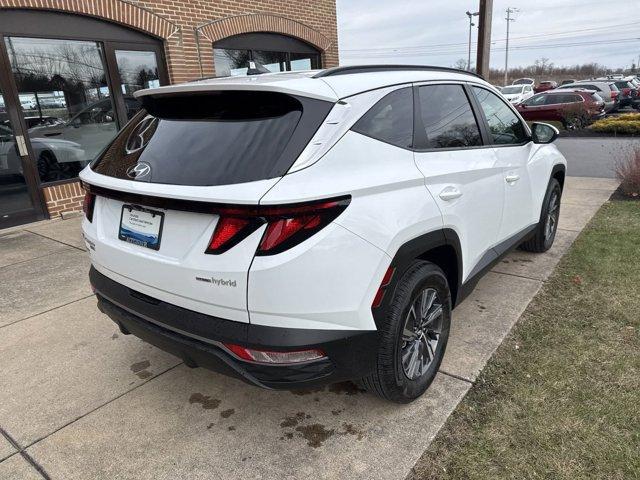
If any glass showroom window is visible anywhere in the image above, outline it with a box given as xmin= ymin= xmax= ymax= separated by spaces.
xmin=213 ymin=48 xmax=320 ymax=77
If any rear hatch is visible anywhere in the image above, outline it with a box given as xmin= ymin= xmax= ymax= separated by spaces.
xmin=81 ymin=90 xmax=333 ymax=322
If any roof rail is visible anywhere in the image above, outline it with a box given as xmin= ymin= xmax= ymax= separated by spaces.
xmin=313 ymin=64 xmax=484 ymax=80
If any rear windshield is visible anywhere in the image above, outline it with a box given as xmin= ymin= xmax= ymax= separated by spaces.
xmin=91 ymin=91 xmax=332 ymax=186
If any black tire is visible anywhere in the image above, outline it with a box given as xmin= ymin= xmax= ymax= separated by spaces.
xmin=360 ymin=261 xmax=451 ymax=403
xmin=520 ymin=178 xmax=562 ymax=253
xmin=37 ymin=151 xmax=64 ymax=182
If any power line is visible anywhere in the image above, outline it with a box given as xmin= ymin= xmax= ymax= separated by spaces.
xmin=341 ymin=21 xmax=640 ymax=53
xmin=341 ymin=37 xmax=640 ymax=58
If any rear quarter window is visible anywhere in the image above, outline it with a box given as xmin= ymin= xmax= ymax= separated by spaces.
xmin=351 ymin=87 xmax=414 ymax=149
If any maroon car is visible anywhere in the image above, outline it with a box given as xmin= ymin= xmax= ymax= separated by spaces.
xmin=516 ymin=90 xmax=605 ymax=129
xmin=534 ymin=80 xmax=558 ymax=93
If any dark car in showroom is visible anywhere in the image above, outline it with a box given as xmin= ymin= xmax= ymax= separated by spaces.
xmin=516 ymin=89 xmax=605 ymax=129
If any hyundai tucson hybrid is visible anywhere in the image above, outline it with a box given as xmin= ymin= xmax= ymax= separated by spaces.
xmin=81 ymin=66 xmax=566 ymax=403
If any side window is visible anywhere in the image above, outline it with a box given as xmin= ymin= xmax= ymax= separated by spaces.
xmin=472 ymin=87 xmax=528 ymax=146
xmin=352 ymin=87 xmax=413 ymax=148
xmin=544 ymin=95 xmax=561 ymax=105
xmin=417 ymin=84 xmax=481 ymax=149
xmin=524 ymin=94 xmax=546 ymax=106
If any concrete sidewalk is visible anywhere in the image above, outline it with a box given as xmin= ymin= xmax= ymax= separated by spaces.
xmin=0 ymin=176 xmax=619 ymax=480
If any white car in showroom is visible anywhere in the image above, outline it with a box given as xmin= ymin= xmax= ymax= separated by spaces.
xmin=81 ymin=65 xmax=566 ymax=403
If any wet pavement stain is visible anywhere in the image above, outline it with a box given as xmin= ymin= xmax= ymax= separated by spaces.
xmin=340 ymin=423 xmax=364 ymax=440
xmin=189 ymin=393 xmax=221 ymax=410
xmin=130 ymin=360 xmax=152 ymax=379
xmin=290 ymin=386 xmax=325 ymax=396
xmin=111 ymin=333 xmax=119 ymax=340
xmin=220 ymin=408 xmax=235 ymax=419
xmin=130 ymin=360 xmax=150 ymax=373
xmin=228 ymin=426 xmax=236 ymax=431
xmin=328 ymin=381 xmax=366 ymax=395
xmin=280 ymin=412 xmax=306 ymax=428
xmin=512 ymin=257 xmax=533 ymax=263
xmin=331 ymin=409 xmax=342 ymax=416
xmin=207 ymin=423 xmax=214 ymax=430
xmin=295 ymin=424 xmax=335 ymax=448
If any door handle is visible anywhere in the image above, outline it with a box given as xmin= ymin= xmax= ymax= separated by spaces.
xmin=505 ymin=174 xmax=520 ymax=184
xmin=439 ymin=187 xmax=463 ymax=201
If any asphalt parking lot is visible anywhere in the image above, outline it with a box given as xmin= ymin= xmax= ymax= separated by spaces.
xmin=556 ymin=137 xmax=639 ymax=178
xmin=0 ymin=176 xmax=619 ymax=480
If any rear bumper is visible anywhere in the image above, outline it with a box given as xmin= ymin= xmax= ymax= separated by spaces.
xmin=90 ymin=266 xmax=379 ymax=390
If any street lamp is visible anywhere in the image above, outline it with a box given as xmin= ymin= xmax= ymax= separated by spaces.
xmin=466 ymin=11 xmax=480 ymax=71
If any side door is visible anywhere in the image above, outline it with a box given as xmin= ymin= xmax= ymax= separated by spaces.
xmin=413 ymin=82 xmax=504 ymax=283
xmin=470 ymin=86 xmax=536 ymax=242
xmin=520 ymin=94 xmax=548 ymax=121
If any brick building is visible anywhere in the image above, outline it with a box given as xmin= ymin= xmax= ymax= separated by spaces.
xmin=0 ymin=0 xmax=338 ymax=228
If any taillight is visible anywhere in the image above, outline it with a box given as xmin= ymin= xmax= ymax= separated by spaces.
xmin=83 ymin=191 xmax=95 ymax=222
xmin=205 ymin=196 xmax=350 ymax=255
xmin=223 ymin=343 xmax=326 ymax=364
xmin=205 ymin=215 xmax=263 ymax=254
xmin=611 ymin=91 xmax=619 ymax=100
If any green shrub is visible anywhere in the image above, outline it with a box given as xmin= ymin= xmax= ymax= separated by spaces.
xmin=590 ymin=116 xmax=640 ymax=135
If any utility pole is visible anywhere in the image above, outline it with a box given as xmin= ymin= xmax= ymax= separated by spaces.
xmin=504 ymin=7 xmax=518 ymax=85
xmin=466 ymin=11 xmax=479 ymax=71
xmin=476 ymin=0 xmax=493 ymax=79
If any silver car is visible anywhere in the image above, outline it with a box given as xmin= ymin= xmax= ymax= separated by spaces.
xmin=556 ymin=81 xmax=619 ymax=113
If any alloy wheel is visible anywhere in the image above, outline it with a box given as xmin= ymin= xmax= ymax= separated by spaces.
xmin=401 ymin=288 xmax=444 ymax=380
xmin=545 ymin=189 xmax=560 ymax=241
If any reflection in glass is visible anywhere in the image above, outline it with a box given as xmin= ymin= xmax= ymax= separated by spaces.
xmin=5 ymin=36 xmax=117 ymax=183
xmin=252 ymin=51 xmax=287 ymax=73
xmin=115 ymin=50 xmax=160 ymax=119
xmin=213 ymin=48 xmax=251 ymax=77
xmin=213 ymin=48 xmax=320 ymax=77
xmin=0 ymin=90 xmax=36 ymax=218
xmin=290 ymin=52 xmax=318 ymax=71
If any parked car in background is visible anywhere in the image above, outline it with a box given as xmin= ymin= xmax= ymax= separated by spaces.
xmin=517 ymin=89 xmax=605 ymax=129
xmin=513 ymin=77 xmax=535 ymax=86
xmin=500 ymin=84 xmax=535 ymax=104
xmin=556 ymin=81 xmax=619 ymax=113
xmin=560 ymin=79 xmax=577 ymax=86
xmin=534 ymin=81 xmax=558 ymax=93
xmin=605 ymin=79 xmax=638 ymax=108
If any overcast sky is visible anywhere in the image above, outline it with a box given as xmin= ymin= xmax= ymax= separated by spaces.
xmin=336 ymin=0 xmax=640 ymax=70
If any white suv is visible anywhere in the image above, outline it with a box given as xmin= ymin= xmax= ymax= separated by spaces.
xmin=81 ymin=66 xmax=566 ymax=403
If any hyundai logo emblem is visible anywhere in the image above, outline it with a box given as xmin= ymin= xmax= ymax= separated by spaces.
xmin=126 ymin=162 xmax=152 ymax=179
xmin=125 ymin=116 xmax=158 ymax=154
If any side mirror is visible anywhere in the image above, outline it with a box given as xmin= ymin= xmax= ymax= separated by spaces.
xmin=531 ymin=122 xmax=559 ymax=144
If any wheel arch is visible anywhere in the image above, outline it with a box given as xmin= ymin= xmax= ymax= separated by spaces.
xmin=551 ymin=163 xmax=566 ymax=191
xmin=372 ymin=229 xmax=463 ymax=329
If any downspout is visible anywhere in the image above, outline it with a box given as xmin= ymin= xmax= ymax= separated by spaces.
xmin=194 ymin=27 xmax=204 ymax=78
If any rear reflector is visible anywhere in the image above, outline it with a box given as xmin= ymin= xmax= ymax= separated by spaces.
xmin=83 ymin=191 xmax=95 ymax=222
xmin=205 ymin=196 xmax=350 ymax=256
xmin=372 ymin=266 xmax=395 ymax=309
xmin=223 ymin=343 xmax=326 ymax=364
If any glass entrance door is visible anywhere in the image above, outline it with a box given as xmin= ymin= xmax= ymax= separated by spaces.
xmin=0 ymin=37 xmax=45 ymax=228
xmin=5 ymin=36 xmax=118 ymax=184
xmin=0 ymin=85 xmax=39 ymax=225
